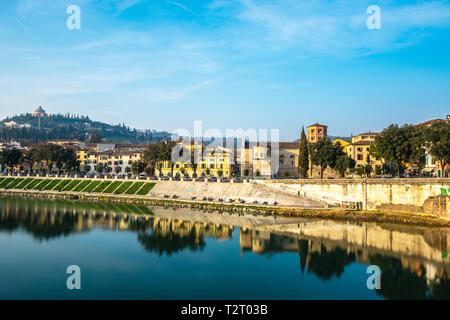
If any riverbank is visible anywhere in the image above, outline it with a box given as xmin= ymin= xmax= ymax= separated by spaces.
xmin=1 ymin=189 xmax=449 ymax=227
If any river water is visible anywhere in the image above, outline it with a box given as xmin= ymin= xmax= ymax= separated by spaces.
xmin=0 ymin=197 xmax=449 ymax=300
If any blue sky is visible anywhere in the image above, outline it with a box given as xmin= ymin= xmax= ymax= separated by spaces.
xmin=0 ymin=0 xmax=450 ymax=140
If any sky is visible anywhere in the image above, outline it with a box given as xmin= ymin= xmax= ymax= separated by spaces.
xmin=0 ymin=0 xmax=449 ymax=141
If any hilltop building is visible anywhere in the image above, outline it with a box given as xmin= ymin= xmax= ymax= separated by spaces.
xmin=32 ymin=106 xmax=47 ymax=117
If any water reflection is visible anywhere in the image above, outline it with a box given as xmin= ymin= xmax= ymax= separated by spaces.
xmin=0 ymin=197 xmax=450 ymax=299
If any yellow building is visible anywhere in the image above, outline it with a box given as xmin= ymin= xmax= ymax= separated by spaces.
xmin=332 ymin=138 xmax=350 ymax=153
xmin=156 ymin=144 xmax=235 ymax=178
xmin=347 ymin=132 xmax=383 ymax=170
xmin=77 ymin=150 xmax=143 ymax=175
xmin=307 ymin=123 xmax=327 ymax=143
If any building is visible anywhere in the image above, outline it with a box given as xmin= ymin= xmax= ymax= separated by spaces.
xmin=77 ymin=149 xmax=143 ymax=175
xmin=347 ymin=132 xmax=382 ymax=170
xmin=157 ymin=143 xmax=236 ymax=179
xmin=32 ymin=106 xmax=47 ymax=117
xmin=277 ymin=142 xmax=300 ymax=178
xmin=415 ymin=115 xmax=450 ymax=177
xmin=307 ymin=123 xmax=327 ymax=143
xmin=332 ymin=138 xmax=350 ymax=153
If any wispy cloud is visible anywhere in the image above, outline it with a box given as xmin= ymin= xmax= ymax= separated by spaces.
xmin=209 ymin=0 xmax=450 ymax=56
xmin=166 ymin=0 xmax=195 ymax=14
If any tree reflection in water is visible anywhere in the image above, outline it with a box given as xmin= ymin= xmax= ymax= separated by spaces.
xmin=1 ymin=197 xmax=450 ymax=299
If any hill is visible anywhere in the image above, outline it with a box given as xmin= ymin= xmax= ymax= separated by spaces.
xmin=0 ymin=109 xmax=171 ymax=144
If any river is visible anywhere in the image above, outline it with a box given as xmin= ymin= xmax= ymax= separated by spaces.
xmin=0 ymin=197 xmax=449 ymax=300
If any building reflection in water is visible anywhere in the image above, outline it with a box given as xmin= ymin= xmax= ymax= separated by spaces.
xmin=1 ymin=197 xmax=450 ymax=299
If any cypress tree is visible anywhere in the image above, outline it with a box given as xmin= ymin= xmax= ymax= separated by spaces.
xmin=298 ymin=126 xmax=309 ymax=178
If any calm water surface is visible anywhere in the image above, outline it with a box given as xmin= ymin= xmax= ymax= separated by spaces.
xmin=0 ymin=197 xmax=449 ymax=300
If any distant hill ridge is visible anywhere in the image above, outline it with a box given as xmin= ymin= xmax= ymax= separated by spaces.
xmin=0 ymin=108 xmax=171 ymax=144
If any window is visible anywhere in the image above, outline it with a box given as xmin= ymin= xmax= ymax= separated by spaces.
xmin=357 ymin=147 xmax=362 ymax=152
xmin=357 ymin=154 xmax=363 ymax=160
xmin=210 ymin=164 xmax=214 ymax=168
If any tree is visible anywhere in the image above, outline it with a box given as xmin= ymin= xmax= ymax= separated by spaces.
xmin=115 ymin=166 xmax=121 ymax=174
xmin=424 ymin=122 xmax=450 ymax=178
xmin=255 ymin=169 xmax=261 ymax=177
xmin=355 ymin=165 xmax=364 ymax=177
xmin=310 ymin=138 xmax=343 ymax=179
xmin=217 ymin=170 xmax=223 ymax=177
xmin=334 ymin=155 xmax=355 ymax=178
xmin=131 ymin=160 xmax=146 ymax=175
xmin=370 ymin=124 xmax=424 ymax=177
xmin=243 ymin=169 xmax=249 ymax=177
xmin=298 ymin=126 xmax=309 ymax=178
xmin=0 ymin=148 xmax=23 ymax=173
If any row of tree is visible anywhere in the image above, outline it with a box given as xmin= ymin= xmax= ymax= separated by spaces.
xmin=297 ymin=126 xmax=356 ymax=179
xmin=370 ymin=122 xmax=449 ymax=177
xmin=297 ymin=121 xmax=450 ymax=179
xmin=0 ymin=144 xmax=79 ymax=174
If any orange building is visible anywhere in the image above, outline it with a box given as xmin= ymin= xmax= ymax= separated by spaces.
xmin=307 ymin=123 xmax=327 ymax=143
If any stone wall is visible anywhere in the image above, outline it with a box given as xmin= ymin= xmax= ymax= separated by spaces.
xmin=255 ymin=178 xmax=450 ymax=215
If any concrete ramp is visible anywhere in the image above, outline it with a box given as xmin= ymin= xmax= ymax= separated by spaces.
xmin=150 ymin=181 xmax=323 ymax=208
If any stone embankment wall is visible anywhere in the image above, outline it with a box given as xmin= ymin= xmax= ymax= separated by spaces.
xmin=255 ymin=178 xmax=450 ymax=216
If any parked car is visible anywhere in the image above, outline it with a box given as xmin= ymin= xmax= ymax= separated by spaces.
xmin=139 ymin=173 xmax=147 ymax=180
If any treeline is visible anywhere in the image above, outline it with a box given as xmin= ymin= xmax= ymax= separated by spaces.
xmin=0 ymin=113 xmax=171 ymax=144
xmin=298 ymin=121 xmax=450 ymax=178
xmin=0 ymin=144 xmax=79 ymax=174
